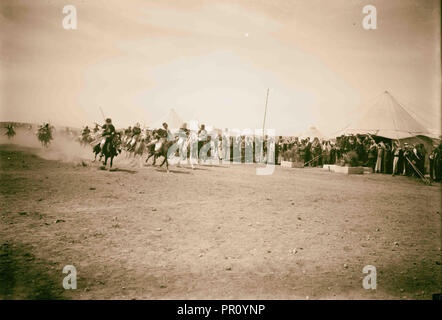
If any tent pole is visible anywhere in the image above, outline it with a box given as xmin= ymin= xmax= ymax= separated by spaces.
xmin=262 ymin=88 xmax=269 ymax=138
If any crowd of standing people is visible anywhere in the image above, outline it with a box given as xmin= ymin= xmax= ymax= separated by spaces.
xmin=278 ymin=134 xmax=442 ymax=181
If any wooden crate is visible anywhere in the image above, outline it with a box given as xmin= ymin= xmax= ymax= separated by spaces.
xmin=363 ymin=167 xmax=373 ymax=174
xmin=281 ymin=161 xmax=305 ymax=168
xmin=333 ymin=166 xmax=364 ymax=174
xmin=323 ymin=164 xmax=337 ymax=171
xmin=281 ymin=161 xmax=296 ymax=168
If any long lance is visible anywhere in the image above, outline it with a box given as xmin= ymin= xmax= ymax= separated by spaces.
xmin=99 ymin=106 xmax=106 ymax=122
xmin=405 ymin=155 xmax=431 ymax=185
xmin=94 ymin=106 xmax=106 ymax=128
xmin=303 ymin=153 xmax=322 ymax=167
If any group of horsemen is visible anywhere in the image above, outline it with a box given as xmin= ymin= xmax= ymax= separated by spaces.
xmin=80 ymin=118 xmax=209 ymax=161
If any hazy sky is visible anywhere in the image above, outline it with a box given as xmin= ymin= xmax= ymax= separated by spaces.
xmin=1 ymin=0 xmax=440 ymax=135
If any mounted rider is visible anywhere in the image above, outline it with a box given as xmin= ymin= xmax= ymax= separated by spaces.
xmin=100 ymin=118 xmax=116 ymax=156
xmin=146 ymin=122 xmax=170 ymax=152
xmin=129 ymin=123 xmax=142 ymax=149
xmin=80 ymin=126 xmax=91 ymax=144
xmin=159 ymin=122 xmax=171 ymax=139
xmin=93 ymin=123 xmax=100 ymax=134
xmin=123 ymin=126 xmax=132 ymax=144
xmin=82 ymin=126 xmax=91 ymax=136
xmin=5 ymin=123 xmax=16 ymax=139
xmin=37 ymin=122 xmax=54 ymax=147
xmin=125 ymin=126 xmax=132 ymax=136
xmin=82 ymin=125 xmax=91 ymax=138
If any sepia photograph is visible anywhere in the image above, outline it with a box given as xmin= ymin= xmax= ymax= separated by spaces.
xmin=0 ymin=0 xmax=441 ymax=305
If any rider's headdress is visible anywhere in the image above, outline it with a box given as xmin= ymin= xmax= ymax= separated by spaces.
xmin=106 ymin=118 xmax=112 ymax=123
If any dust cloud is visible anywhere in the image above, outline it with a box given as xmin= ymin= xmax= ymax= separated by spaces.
xmin=0 ymin=127 xmax=94 ymax=164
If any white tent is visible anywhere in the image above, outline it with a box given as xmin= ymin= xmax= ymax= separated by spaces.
xmin=151 ymin=108 xmax=184 ymax=130
xmin=334 ymin=91 xmax=429 ymax=140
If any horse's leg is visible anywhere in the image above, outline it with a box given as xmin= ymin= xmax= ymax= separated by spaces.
xmin=190 ymin=150 xmax=195 ymax=170
xmin=160 ymin=155 xmax=167 ymax=167
xmin=133 ymin=152 xmax=141 ymax=167
xmin=138 ymin=153 xmax=143 ymax=168
xmin=147 ymin=147 xmax=155 ymax=163
xmin=110 ymin=156 xmax=113 ymax=169
xmin=145 ymin=153 xmax=152 ymax=164
xmin=130 ymin=146 xmax=137 ymax=159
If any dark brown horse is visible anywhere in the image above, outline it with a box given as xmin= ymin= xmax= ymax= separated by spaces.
xmin=145 ymin=138 xmax=176 ymax=173
xmin=100 ymin=133 xmax=121 ymax=169
xmin=93 ymin=143 xmax=102 ymax=162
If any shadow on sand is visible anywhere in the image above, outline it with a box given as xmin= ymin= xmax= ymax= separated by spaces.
xmin=155 ymin=168 xmax=191 ymax=174
xmin=0 ymin=242 xmax=66 ymax=300
xmin=98 ymin=166 xmax=137 ymax=174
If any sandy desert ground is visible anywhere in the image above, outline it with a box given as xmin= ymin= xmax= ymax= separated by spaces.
xmin=0 ymin=134 xmax=440 ymax=300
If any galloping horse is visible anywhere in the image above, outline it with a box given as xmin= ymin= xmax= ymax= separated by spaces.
xmin=145 ymin=132 xmax=176 ymax=173
xmin=5 ymin=124 xmax=16 ymax=139
xmin=92 ymin=143 xmax=102 ymax=162
xmin=37 ymin=123 xmax=54 ymax=148
xmin=101 ymin=133 xmax=121 ymax=169
xmin=133 ymin=130 xmax=150 ymax=157
xmin=79 ymin=133 xmax=93 ymax=147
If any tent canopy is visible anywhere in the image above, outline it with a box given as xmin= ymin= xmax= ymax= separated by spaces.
xmin=151 ymin=108 xmax=184 ymax=129
xmin=334 ymin=91 xmax=429 ymax=140
xmin=299 ymin=126 xmax=324 ymax=140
